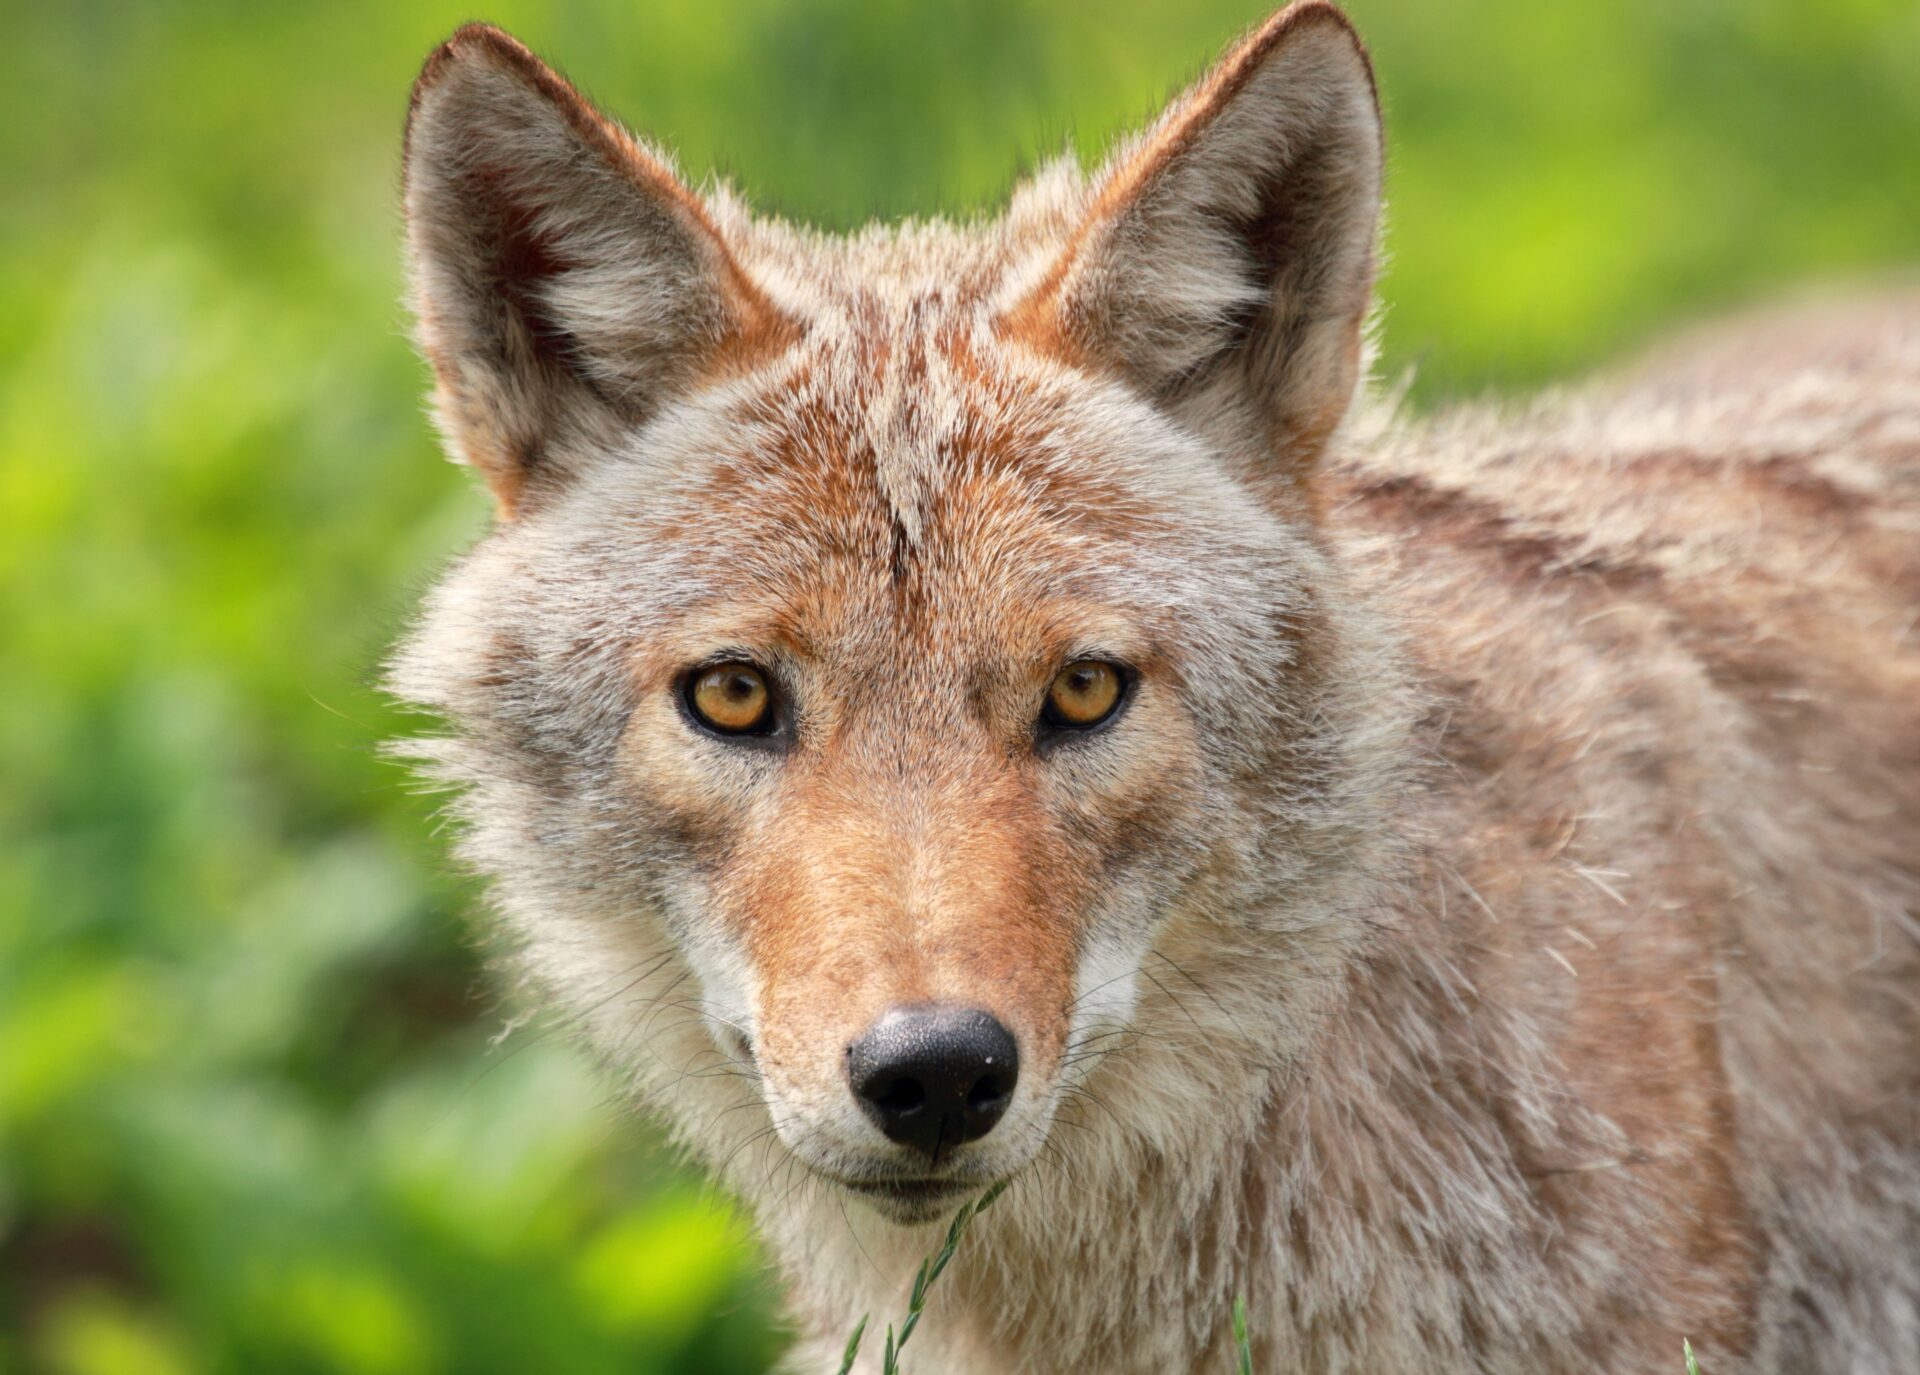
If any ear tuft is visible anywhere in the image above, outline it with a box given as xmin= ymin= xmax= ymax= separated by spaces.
xmin=1005 ymin=1 xmax=1383 ymax=489
xmin=403 ymin=25 xmax=789 ymax=516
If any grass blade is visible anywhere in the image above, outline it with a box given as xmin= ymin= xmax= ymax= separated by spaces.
xmin=836 ymin=1314 xmax=869 ymax=1375
xmin=837 ymin=1185 xmax=1005 ymax=1374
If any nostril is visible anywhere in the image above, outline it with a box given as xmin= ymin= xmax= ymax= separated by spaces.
xmin=870 ymin=1076 xmax=926 ymax=1116
xmin=965 ymin=1073 xmax=1010 ymax=1115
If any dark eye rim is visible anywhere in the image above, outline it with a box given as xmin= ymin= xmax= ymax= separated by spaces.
xmin=1037 ymin=658 xmax=1135 ymax=738
xmin=678 ymin=659 xmax=785 ymax=741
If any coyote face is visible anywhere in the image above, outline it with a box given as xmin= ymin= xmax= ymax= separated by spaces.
xmin=393 ymin=5 xmax=1384 ymax=1223
xmin=547 ymin=356 xmax=1340 ymax=1218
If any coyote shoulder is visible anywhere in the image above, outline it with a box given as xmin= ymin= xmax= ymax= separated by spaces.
xmin=391 ymin=4 xmax=1920 ymax=1370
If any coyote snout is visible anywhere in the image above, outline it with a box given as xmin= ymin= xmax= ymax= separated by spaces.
xmin=728 ymin=722 xmax=1088 ymax=1221
xmin=833 ymin=1005 xmax=1020 ymax=1209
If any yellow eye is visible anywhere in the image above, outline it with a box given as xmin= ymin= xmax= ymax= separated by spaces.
xmin=687 ymin=663 xmax=774 ymax=735
xmin=1043 ymin=660 xmax=1125 ymax=730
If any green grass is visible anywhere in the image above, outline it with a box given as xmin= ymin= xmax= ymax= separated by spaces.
xmin=841 ymin=1240 xmax=1698 ymax=1374
xmin=836 ymin=1181 xmax=1008 ymax=1374
xmin=2 ymin=2 xmax=1915 ymax=1372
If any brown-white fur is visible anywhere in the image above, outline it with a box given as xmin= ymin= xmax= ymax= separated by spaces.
xmin=389 ymin=6 xmax=1920 ymax=1370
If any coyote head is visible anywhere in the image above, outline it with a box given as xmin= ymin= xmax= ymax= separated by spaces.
xmin=393 ymin=3 xmax=1392 ymax=1225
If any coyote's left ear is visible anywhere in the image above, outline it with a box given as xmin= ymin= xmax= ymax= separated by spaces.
xmin=1005 ymin=2 xmax=1381 ymax=484
xmin=403 ymin=25 xmax=789 ymax=517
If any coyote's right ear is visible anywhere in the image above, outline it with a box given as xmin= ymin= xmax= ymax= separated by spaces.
xmin=404 ymin=25 xmax=788 ymax=516
xmin=1004 ymin=2 xmax=1381 ymax=494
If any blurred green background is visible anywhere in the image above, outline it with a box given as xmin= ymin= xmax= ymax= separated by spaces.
xmin=2 ymin=1 xmax=1916 ymax=1371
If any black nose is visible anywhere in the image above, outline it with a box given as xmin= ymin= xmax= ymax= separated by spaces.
xmin=847 ymin=1005 xmax=1020 ymax=1160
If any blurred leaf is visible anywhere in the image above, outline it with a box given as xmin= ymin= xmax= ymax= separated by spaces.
xmin=35 ymin=1291 xmax=196 ymax=1375
xmin=573 ymin=1192 xmax=757 ymax=1342
xmin=251 ymin=1262 xmax=440 ymax=1375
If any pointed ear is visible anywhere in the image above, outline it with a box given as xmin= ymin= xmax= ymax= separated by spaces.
xmin=404 ymin=25 xmax=790 ymax=516
xmin=1004 ymin=2 xmax=1381 ymax=486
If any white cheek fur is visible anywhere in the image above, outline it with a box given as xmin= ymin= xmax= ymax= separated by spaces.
xmin=1068 ymin=924 xmax=1146 ymax=1064
xmin=662 ymin=887 xmax=760 ymax=1061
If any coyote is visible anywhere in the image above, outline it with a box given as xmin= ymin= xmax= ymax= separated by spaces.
xmin=391 ymin=4 xmax=1919 ymax=1370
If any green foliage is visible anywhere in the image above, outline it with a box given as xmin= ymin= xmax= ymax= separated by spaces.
xmin=1 ymin=2 xmax=1914 ymax=1372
